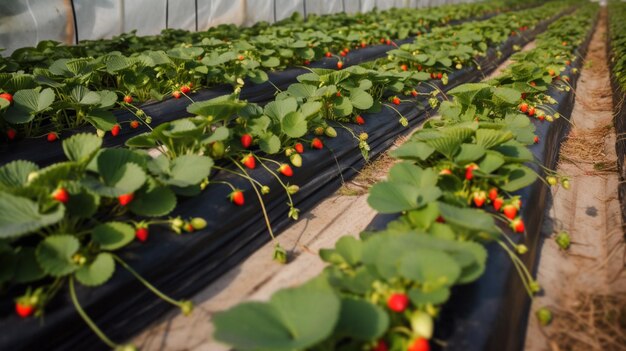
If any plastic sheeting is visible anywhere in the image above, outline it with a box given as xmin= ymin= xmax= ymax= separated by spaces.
xmin=0 ymin=0 xmax=478 ymax=55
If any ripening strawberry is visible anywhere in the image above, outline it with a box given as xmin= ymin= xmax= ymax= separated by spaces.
xmin=488 ymin=188 xmax=498 ymax=201
xmin=6 ymin=128 xmax=16 ymax=140
xmin=387 ymin=293 xmax=409 ymax=312
xmin=130 ymin=120 xmax=140 ymax=129
xmin=241 ymin=134 xmax=252 ymax=148
xmin=47 ymin=132 xmax=58 ymax=142
xmin=123 ymin=95 xmax=133 ymax=104
xmin=111 ymin=124 xmax=121 ymax=136
xmin=294 ymin=143 xmax=304 ymax=154
xmin=529 ymin=81 xmax=537 ymax=87
xmin=118 ymin=193 xmax=134 ymax=206
xmin=355 ymin=115 xmax=365 ymax=125
xmin=437 ymin=72 xmax=443 ymax=79
xmin=230 ymin=190 xmax=244 ymax=206
xmin=465 ymin=164 xmax=478 ymax=180
xmin=135 ymin=227 xmax=149 ymax=242
xmin=15 ymin=302 xmax=35 ymax=318
xmin=430 ymin=72 xmax=436 ymax=79
xmin=311 ymin=138 xmax=323 ymax=149
xmin=439 ymin=168 xmax=452 ymax=175
xmin=528 ymin=107 xmax=535 ymax=117
xmin=360 ymin=42 xmax=367 ymax=48
xmin=473 ymin=191 xmax=486 ymax=207
xmin=503 ymin=204 xmax=518 ymax=220
xmin=180 ymin=85 xmax=191 ymax=94
xmin=373 ymin=340 xmax=388 ymax=351
xmin=172 ymin=91 xmax=182 ymax=99
xmin=408 ymin=337 xmax=430 ymax=351
xmin=278 ymin=164 xmax=293 ymax=177
xmin=0 ymin=92 xmax=13 ymax=103
xmin=340 ymin=51 xmax=347 ymax=57
xmin=337 ymin=61 xmax=344 ymax=69
xmin=325 ymin=52 xmax=332 ymax=58
xmin=392 ymin=96 xmax=401 ymax=105
xmin=534 ymin=135 xmax=539 ymax=144
xmin=493 ymin=197 xmax=504 ymax=211
xmin=242 ymin=154 xmax=256 ymax=169
xmin=548 ymin=69 xmax=555 ymax=77
xmin=304 ymin=59 xmax=310 ymax=65
xmin=565 ymin=60 xmax=571 ymax=66
xmin=52 ymin=187 xmax=70 ymax=203
xmin=336 ymin=91 xmax=341 ymax=97
xmin=519 ymin=103 xmax=529 ymax=113
xmin=380 ymin=38 xmax=386 ymax=43
xmin=400 ymin=64 xmax=408 ymax=71
xmin=511 ymin=217 xmax=525 ymax=233
xmin=238 ymin=55 xmax=245 ymax=61
xmin=411 ymin=90 xmax=418 ymax=97
xmin=386 ymin=39 xmax=391 ymax=45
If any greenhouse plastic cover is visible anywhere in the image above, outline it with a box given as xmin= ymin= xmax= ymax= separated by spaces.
xmin=0 ymin=0 xmax=472 ymax=55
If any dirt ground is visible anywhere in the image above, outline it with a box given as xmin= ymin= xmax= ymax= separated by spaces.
xmin=524 ymin=8 xmax=626 ymax=351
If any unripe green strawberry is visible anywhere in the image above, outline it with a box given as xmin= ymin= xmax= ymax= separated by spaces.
xmin=273 ymin=243 xmax=288 ymax=264
xmin=325 ymin=126 xmax=337 ymax=138
xmin=555 ymin=231 xmax=570 ymax=250
xmin=562 ymin=179 xmax=571 ymax=190
xmin=191 ymin=217 xmax=207 ymax=230
xmin=261 ymin=186 xmax=270 ymax=195
xmin=210 ymin=141 xmax=225 ymax=159
xmin=287 ymin=185 xmax=300 ymax=194
xmin=536 ymin=307 xmax=552 ymax=326
xmin=180 ymin=300 xmax=194 ymax=316
xmin=410 ymin=311 xmax=433 ymax=339
xmin=290 ymin=153 xmax=302 ymax=167
xmin=547 ymin=176 xmax=558 ymax=186
xmin=285 ymin=148 xmax=295 ymax=157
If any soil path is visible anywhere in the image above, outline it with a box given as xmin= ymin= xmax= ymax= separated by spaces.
xmin=525 ymin=8 xmax=626 ymax=351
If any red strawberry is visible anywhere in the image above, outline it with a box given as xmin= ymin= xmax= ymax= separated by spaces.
xmin=521 ymin=93 xmax=527 ymax=99
xmin=519 ymin=103 xmax=529 ymax=113
xmin=360 ymin=42 xmax=367 ymax=48
xmin=337 ymin=61 xmax=344 ymax=69
xmin=0 ymin=92 xmax=13 ymax=103
xmin=238 ymin=55 xmax=245 ymax=61
xmin=304 ymin=59 xmax=310 ymax=65
xmin=400 ymin=64 xmax=408 ymax=71
xmin=230 ymin=190 xmax=245 ymax=206
xmin=503 ymin=204 xmax=518 ymax=220
xmin=538 ymin=114 xmax=545 ymax=121
xmin=180 ymin=85 xmax=191 ymax=94
xmin=473 ymin=191 xmax=486 ymax=207
xmin=294 ymin=143 xmax=304 ymax=154
xmin=278 ymin=164 xmax=293 ymax=177
xmin=172 ymin=91 xmax=182 ymax=99
xmin=123 ymin=95 xmax=133 ymax=104
xmin=111 ymin=124 xmax=121 ymax=136
xmin=437 ymin=72 xmax=443 ymax=79
xmin=336 ymin=91 xmax=341 ymax=97
xmin=130 ymin=120 xmax=140 ymax=129
xmin=408 ymin=337 xmax=430 ymax=351
xmin=488 ymin=188 xmax=498 ymax=201
xmin=528 ymin=107 xmax=535 ymax=117
xmin=242 ymin=154 xmax=256 ymax=169
xmin=436 ymin=215 xmax=446 ymax=223
xmin=534 ymin=135 xmax=539 ymax=144
xmin=135 ymin=227 xmax=149 ymax=242
xmin=511 ymin=217 xmax=525 ymax=233
xmin=52 ymin=188 xmax=70 ymax=203
xmin=15 ymin=302 xmax=34 ymax=318
xmin=47 ymin=132 xmax=58 ymax=142
xmin=373 ymin=340 xmax=388 ymax=351
xmin=411 ymin=90 xmax=418 ymax=97
xmin=493 ymin=197 xmax=504 ymax=211
xmin=465 ymin=164 xmax=478 ymax=180
xmin=325 ymin=52 xmax=332 ymax=58
xmin=118 ymin=193 xmax=134 ymax=206
xmin=392 ymin=97 xmax=401 ymax=105
xmin=340 ymin=51 xmax=347 ymax=57
xmin=355 ymin=115 xmax=365 ymax=125
xmin=6 ymin=128 xmax=17 ymax=140
xmin=430 ymin=72 xmax=436 ymax=79
xmin=387 ymin=293 xmax=409 ymax=312
xmin=386 ymin=39 xmax=391 ymax=45
xmin=241 ymin=134 xmax=253 ymax=149
xmin=311 ymin=138 xmax=323 ymax=149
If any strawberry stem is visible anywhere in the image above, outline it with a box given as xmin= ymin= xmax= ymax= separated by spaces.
xmin=69 ymin=277 xmax=120 ymax=349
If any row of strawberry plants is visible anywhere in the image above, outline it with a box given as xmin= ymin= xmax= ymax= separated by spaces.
xmin=0 ymin=2 xmax=572 ymax=350
xmin=212 ymin=3 xmax=597 ymax=351
xmin=608 ymin=0 xmax=626 ymax=227
xmin=0 ymin=1 xmax=512 ymax=141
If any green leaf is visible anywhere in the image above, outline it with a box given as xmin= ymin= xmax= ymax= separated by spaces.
xmin=167 ymin=155 xmax=213 ymax=187
xmin=348 ymin=89 xmax=374 ymax=110
xmin=0 ymin=192 xmax=64 ymax=239
xmin=264 ymin=97 xmax=298 ymax=121
xmin=62 ymin=133 xmax=103 ymax=162
xmin=438 ymin=202 xmax=498 ymax=235
xmin=85 ymin=110 xmax=117 ymax=131
xmin=332 ymin=96 xmax=353 ymax=117
xmin=128 ymin=180 xmax=177 ymax=217
xmin=0 ymin=245 xmax=16 ymax=283
xmin=334 ymin=297 xmax=389 ymax=341
xmin=187 ymin=96 xmax=246 ymax=122
xmin=408 ymin=287 xmax=451 ymax=305
xmin=75 ymin=252 xmax=115 ymax=286
xmin=286 ymin=83 xmax=316 ymax=98
xmin=65 ymin=187 xmax=99 ymax=218
xmin=13 ymin=88 xmax=55 ymax=113
xmin=259 ymin=133 xmax=281 ymax=154
xmin=398 ymin=249 xmax=461 ymax=285
xmin=499 ymin=164 xmax=538 ymax=192
xmin=454 ymin=144 xmax=485 ymax=163
xmin=493 ymin=86 xmax=521 ymax=104
xmin=92 ymin=221 xmax=135 ymax=250
xmin=368 ymin=182 xmax=420 ymax=213
xmin=213 ymin=277 xmax=340 ymax=351
xmin=320 ymin=236 xmax=362 ymax=266
xmin=476 ymin=129 xmax=514 ymax=149
xmin=262 ymin=57 xmax=281 ymax=68
xmin=70 ymin=86 xmax=101 ymax=105
xmin=281 ymin=111 xmax=307 ymax=138
xmin=0 ymin=160 xmax=38 ymax=189
xmin=36 ymin=235 xmax=79 ymax=277
xmin=390 ymin=141 xmax=435 ymax=161
xmin=478 ymin=151 xmax=505 ymax=174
